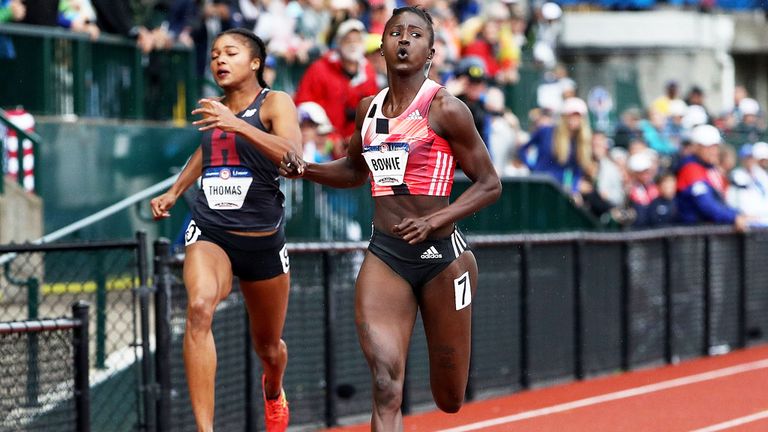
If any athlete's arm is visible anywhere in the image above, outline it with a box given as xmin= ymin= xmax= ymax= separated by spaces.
xmin=150 ymin=147 xmax=202 ymax=219
xmin=397 ymin=90 xmax=501 ymax=241
xmin=192 ymin=92 xmax=301 ymax=165
xmin=283 ymin=97 xmax=372 ymax=189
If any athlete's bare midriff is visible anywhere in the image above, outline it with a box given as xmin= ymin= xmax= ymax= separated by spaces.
xmin=373 ymin=195 xmax=452 ymax=238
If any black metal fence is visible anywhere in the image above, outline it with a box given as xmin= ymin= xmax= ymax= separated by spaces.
xmin=149 ymin=225 xmax=768 ymax=430
xmin=0 ymin=234 xmax=152 ymax=432
xmin=3 ymin=226 xmax=768 ymax=430
xmin=0 ymin=302 xmax=90 ymax=432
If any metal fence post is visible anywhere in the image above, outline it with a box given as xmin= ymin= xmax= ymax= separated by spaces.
xmin=662 ymin=238 xmax=672 ymax=364
xmin=135 ymin=231 xmax=154 ymax=432
xmin=519 ymin=242 xmax=530 ymax=389
xmin=73 ymin=300 xmax=91 ymax=432
xmin=27 ymin=277 xmax=40 ymax=407
xmin=573 ymin=240 xmax=583 ymax=380
xmin=153 ymin=238 xmax=172 ymax=432
xmin=323 ymin=251 xmax=337 ymax=427
xmin=703 ymin=235 xmax=711 ymax=356
xmin=738 ymin=232 xmax=747 ymax=348
xmin=620 ymin=241 xmax=630 ymax=371
xmin=95 ymin=252 xmax=107 ymax=369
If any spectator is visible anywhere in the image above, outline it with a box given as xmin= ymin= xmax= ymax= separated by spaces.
xmin=364 ymin=33 xmax=387 ymax=89
xmin=627 ymin=151 xmax=659 ymax=226
xmin=752 ymin=141 xmax=768 ymax=188
xmin=91 ymin=0 xmax=156 ymax=53
xmin=297 ymin=101 xmax=336 ymax=163
xmin=732 ymin=97 xmax=765 ymax=144
xmin=676 ymin=124 xmax=748 ymax=231
xmin=650 ymin=80 xmax=680 ymax=117
xmin=519 ymin=97 xmax=594 ymax=195
xmin=460 ymin=2 xmax=519 ymax=84
xmin=20 ymin=0 xmax=57 ymax=26
xmin=58 ymin=0 xmax=100 ymax=40
xmin=536 ymin=63 xmax=575 ymax=114
xmin=640 ymin=109 xmax=677 ymax=157
xmin=664 ymin=98 xmax=688 ymax=151
xmin=645 ymin=173 xmax=678 ymax=227
xmin=294 ymin=18 xmax=378 ymax=143
xmin=365 ymin=0 xmax=390 ymax=35
xmin=449 ymin=56 xmax=490 ymax=143
xmin=613 ymin=107 xmax=643 ymax=149
xmin=485 ymin=86 xmax=520 ymax=175
xmin=530 ymin=1 xmax=562 ymax=70
xmin=726 ymin=144 xmax=768 ymax=226
xmin=0 ymin=0 xmax=25 ymax=23
xmin=591 ymin=130 xmax=626 ymax=208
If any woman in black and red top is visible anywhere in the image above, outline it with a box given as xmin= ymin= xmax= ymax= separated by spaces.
xmin=151 ymin=28 xmax=298 ymax=432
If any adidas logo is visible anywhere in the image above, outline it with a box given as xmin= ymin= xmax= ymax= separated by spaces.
xmin=406 ymin=109 xmax=423 ymax=120
xmin=420 ymin=246 xmax=442 ymax=259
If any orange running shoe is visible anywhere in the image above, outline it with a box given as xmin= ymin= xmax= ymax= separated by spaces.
xmin=262 ymin=374 xmax=289 ymax=432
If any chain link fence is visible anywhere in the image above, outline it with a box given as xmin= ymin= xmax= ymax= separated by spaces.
xmin=0 ymin=303 xmax=90 ymax=432
xmin=0 ymin=237 xmax=149 ymax=432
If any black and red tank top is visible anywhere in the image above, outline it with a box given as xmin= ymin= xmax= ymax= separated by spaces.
xmin=191 ymin=88 xmax=284 ymax=232
xmin=361 ymin=79 xmax=455 ymax=197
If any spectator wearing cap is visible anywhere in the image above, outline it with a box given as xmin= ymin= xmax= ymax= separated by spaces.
xmin=519 ymin=97 xmax=594 ymax=195
xmin=664 ymin=99 xmax=688 ymax=151
xmin=294 ymin=18 xmax=378 ymax=144
xmin=676 ymin=124 xmax=748 ymax=231
xmin=530 ymin=1 xmax=562 ymax=70
xmin=732 ymin=98 xmax=765 ymax=145
xmin=298 ymin=102 xmax=339 ymax=163
xmin=449 ymin=56 xmax=491 ymax=144
xmin=627 ymin=151 xmax=659 ymax=226
xmin=726 ymin=144 xmax=768 ymax=226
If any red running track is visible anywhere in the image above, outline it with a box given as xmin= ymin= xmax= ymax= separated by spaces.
xmin=323 ymin=344 xmax=768 ymax=432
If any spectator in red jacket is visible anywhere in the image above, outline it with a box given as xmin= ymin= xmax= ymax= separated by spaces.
xmin=294 ymin=18 xmax=379 ymax=145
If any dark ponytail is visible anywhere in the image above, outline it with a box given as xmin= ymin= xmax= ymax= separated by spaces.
xmin=215 ymin=28 xmax=269 ymax=88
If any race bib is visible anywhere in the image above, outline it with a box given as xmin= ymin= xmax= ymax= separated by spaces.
xmin=202 ymin=166 xmax=253 ymax=210
xmin=363 ymin=142 xmax=409 ymax=186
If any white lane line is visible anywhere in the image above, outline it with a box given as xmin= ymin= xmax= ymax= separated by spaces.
xmin=438 ymin=359 xmax=768 ymax=432
xmin=689 ymin=410 xmax=768 ymax=432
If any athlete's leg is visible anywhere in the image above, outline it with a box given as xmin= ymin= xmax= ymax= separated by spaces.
xmin=419 ymin=251 xmax=478 ymax=413
xmin=355 ymin=252 xmax=418 ymax=432
xmin=239 ymin=272 xmax=290 ymax=398
xmin=183 ymin=241 xmax=234 ymax=432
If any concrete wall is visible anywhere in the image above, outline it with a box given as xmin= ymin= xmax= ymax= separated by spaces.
xmin=0 ymin=178 xmax=43 ymax=243
xmin=560 ymin=10 xmax=767 ymax=115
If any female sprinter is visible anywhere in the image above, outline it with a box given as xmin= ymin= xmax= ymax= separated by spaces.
xmin=150 ymin=28 xmax=299 ymax=432
xmin=281 ymin=7 xmax=501 ymax=430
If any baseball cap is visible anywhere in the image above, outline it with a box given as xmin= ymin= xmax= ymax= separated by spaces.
xmin=541 ymin=2 xmax=562 ymax=20
xmin=457 ymin=56 xmax=487 ymax=82
xmin=628 ymin=152 xmax=653 ymax=172
xmin=739 ymin=98 xmax=760 ymax=116
xmin=562 ymin=97 xmax=588 ymax=116
xmin=298 ymin=102 xmax=334 ymax=135
xmin=753 ymin=141 xmax=768 ymax=160
xmin=668 ymin=99 xmax=687 ymax=117
xmin=335 ymin=19 xmax=366 ymax=43
xmin=690 ymin=124 xmax=722 ymax=147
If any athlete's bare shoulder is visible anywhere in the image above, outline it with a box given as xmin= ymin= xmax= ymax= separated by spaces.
xmin=429 ymin=88 xmax=474 ymax=138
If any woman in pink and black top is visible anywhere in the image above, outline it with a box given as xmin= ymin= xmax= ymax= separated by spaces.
xmin=281 ymin=7 xmax=501 ymax=430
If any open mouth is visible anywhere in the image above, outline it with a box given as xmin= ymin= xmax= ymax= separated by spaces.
xmin=216 ymin=70 xmax=230 ymax=79
xmin=397 ymin=47 xmax=408 ymax=60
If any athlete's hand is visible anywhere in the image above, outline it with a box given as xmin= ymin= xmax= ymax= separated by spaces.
xmin=393 ymin=217 xmax=433 ymax=244
xmin=192 ymin=99 xmax=242 ymax=133
xmin=150 ymin=192 xmax=177 ymax=220
xmin=279 ymin=151 xmax=305 ymax=178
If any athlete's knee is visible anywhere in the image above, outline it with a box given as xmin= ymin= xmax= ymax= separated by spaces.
xmin=186 ymin=297 xmax=216 ymax=333
xmin=434 ymin=390 xmax=464 ymax=413
xmin=371 ymin=365 xmax=403 ymax=412
xmin=253 ymin=339 xmax=286 ymax=366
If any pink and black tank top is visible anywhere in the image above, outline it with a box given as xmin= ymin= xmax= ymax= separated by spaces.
xmin=361 ymin=79 xmax=455 ymax=197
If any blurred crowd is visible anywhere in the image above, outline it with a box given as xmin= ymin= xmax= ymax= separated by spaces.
xmin=3 ymin=0 xmax=767 ymax=230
